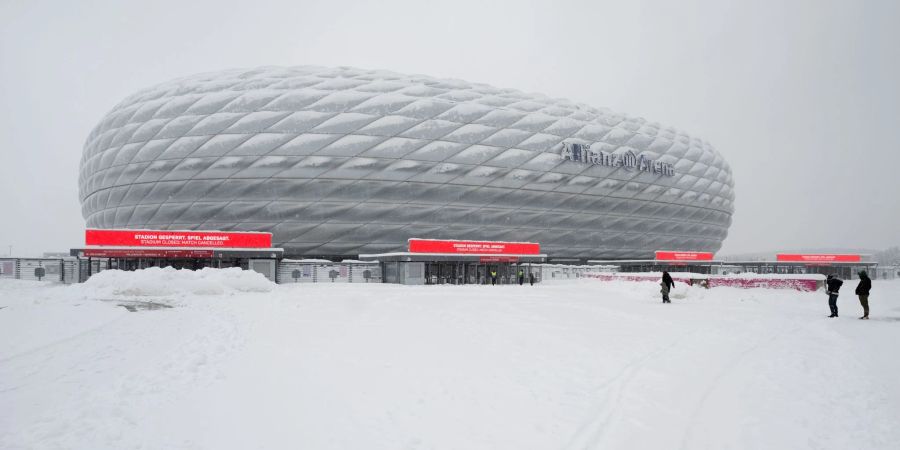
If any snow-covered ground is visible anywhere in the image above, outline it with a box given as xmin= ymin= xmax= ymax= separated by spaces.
xmin=2 ymin=268 xmax=899 ymax=450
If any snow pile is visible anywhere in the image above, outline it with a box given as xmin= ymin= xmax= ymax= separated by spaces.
xmin=80 ymin=266 xmax=274 ymax=296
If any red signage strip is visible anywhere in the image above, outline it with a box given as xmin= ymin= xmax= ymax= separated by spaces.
xmin=409 ymin=239 xmax=540 ymax=255
xmin=82 ymin=249 xmax=215 ymax=258
xmin=86 ymin=229 xmax=272 ymax=248
xmin=655 ymin=251 xmax=714 ymax=261
xmin=776 ymin=254 xmax=861 ymax=263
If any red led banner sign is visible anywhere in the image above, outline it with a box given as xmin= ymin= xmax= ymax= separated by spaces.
xmin=82 ymin=249 xmax=215 ymax=258
xmin=776 ymin=254 xmax=861 ymax=263
xmin=409 ymin=239 xmax=540 ymax=255
xmin=85 ymin=229 xmax=272 ymax=248
xmin=655 ymin=251 xmax=714 ymax=261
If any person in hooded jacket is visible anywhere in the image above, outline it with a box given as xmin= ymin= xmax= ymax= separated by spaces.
xmin=660 ymin=272 xmax=675 ymax=303
xmin=826 ymin=274 xmax=843 ymax=318
xmin=855 ymin=270 xmax=872 ymax=319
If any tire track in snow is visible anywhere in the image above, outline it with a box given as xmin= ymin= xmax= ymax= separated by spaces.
xmin=676 ymin=321 xmax=811 ymax=450
xmin=1 ymin=303 xmax=245 ymax=450
xmin=0 ymin=310 xmax=128 ymax=366
xmin=562 ymin=328 xmax=701 ymax=450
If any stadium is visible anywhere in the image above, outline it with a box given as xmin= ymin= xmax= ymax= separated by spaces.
xmin=78 ymin=65 xmax=735 ymax=267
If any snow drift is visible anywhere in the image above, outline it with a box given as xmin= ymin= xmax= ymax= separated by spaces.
xmin=80 ymin=266 xmax=274 ymax=297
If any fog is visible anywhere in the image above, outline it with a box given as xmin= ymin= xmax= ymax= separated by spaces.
xmin=1 ymin=0 xmax=897 ymax=257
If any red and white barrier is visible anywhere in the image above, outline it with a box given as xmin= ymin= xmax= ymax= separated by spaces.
xmin=583 ymin=272 xmax=824 ymax=292
xmin=706 ymin=277 xmax=819 ymax=291
xmin=584 ymin=273 xmax=694 ymax=285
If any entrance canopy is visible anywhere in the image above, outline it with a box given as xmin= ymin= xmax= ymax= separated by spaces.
xmin=72 ymin=247 xmax=282 ymax=259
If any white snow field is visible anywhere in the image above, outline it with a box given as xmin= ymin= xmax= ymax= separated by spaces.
xmin=1 ymin=268 xmax=899 ymax=450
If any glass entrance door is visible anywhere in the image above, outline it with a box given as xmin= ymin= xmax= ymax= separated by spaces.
xmin=425 ymin=262 xmax=468 ymax=285
xmin=423 ymin=262 xmax=530 ymax=285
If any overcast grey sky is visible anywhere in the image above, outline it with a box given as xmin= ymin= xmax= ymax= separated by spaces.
xmin=1 ymin=0 xmax=898 ymax=256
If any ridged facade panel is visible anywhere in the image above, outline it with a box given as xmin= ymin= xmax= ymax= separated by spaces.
xmin=79 ymin=66 xmax=735 ymax=258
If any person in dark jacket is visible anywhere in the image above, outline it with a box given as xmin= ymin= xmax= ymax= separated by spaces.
xmin=661 ymin=272 xmax=675 ymax=303
xmin=855 ymin=270 xmax=872 ymax=319
xmin=529 ymin=272 xmax=535 ymax=286
xmin=826 ymin=274 xmax=843 ymax=318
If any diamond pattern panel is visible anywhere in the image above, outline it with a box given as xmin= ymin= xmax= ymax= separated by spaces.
xmin=80 ymin=66 xmax=735 ymax=258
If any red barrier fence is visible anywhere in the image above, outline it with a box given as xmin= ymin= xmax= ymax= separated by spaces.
xmin=583 ymin=273 xmax=822 ymax=292
xmin=706 ymin=278 xmax=818 ymax=291
xmin=584 ymin=273 xmax=694 ymax=285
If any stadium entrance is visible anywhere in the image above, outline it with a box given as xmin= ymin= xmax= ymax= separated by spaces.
xmin=70 ymin=229 xmax=283 ymax=282
xmin=423 ymin=261 xmax=536 ymax=285
xmin=361 ymin=239 xmax=546 ymax=285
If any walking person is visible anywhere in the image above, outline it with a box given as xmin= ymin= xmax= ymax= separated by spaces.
xmin=826 ymin=274 xmax=843 ymax=318
xmin=517 ymin=269 xmax=525 ymax=285
xmin=855 ymin=270 xmax=872 ymax=319
xmin=529 ymin=272 xmax=535 ymax=286
xmin=490 ymin=270 xmax=497 ymax=286
xmin=661 ymin=271 xmax=674 ymax=303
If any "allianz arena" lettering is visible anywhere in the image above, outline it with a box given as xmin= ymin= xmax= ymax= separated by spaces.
xmin=559 ymin=142 xmax=675 ymax=177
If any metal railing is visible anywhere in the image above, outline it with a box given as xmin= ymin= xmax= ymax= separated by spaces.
xmin=277 ymin=260 xmax=382 ymax=283
xmin=0 ymin=258 xmax=79 ymax=284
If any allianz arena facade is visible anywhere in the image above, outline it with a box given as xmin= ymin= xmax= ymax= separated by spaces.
xmin=79 ymin=66 xmax=734 ymax=260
